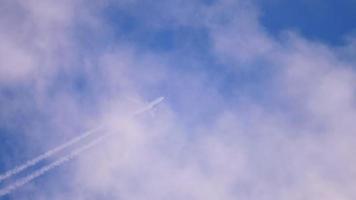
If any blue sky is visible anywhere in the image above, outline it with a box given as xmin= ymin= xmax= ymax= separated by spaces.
xmin=258 ymin=0 xmax=356 ymax=45
xmin=0 ymin=0 xmax=356 ymax=199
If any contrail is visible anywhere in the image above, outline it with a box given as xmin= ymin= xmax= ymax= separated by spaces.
xmin=0 ymin=96 xmax=164 ymax=196
xmin=0 ymin=134 xmax=107 ymax=197
xmin=0 ymin=126 xmax=103 ymax=183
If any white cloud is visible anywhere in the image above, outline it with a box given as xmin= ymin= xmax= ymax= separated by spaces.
xmin=1 ymin=0 xmax=356 ymax=199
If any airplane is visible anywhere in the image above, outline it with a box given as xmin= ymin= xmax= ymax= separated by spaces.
xmin=133 ymin=96 xmax=165 ymax=116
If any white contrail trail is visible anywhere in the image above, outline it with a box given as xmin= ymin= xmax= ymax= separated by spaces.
xmin=0 ymin=134 xmax=107 ymax=197
xmin=0 ymin=98 xmax=160 ymax=182
xmin=0 ymin=126 xmax=103 ymax=183
xmin=0 ymin=96 xmax=164 ymax=196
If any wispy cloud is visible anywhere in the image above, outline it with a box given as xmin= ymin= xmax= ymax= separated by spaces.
xmin=1 ymin=0 xmax=356 ymax=199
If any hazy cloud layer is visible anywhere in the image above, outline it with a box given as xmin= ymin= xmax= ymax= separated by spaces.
xmin=1 ymin=0 xmax=356 ymax=199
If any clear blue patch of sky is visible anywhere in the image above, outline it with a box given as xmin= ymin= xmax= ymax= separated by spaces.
xmin=103 ymin=5 xmax=213 ymax=56
xmin=257 ymin=0 xmax=356 ymax=45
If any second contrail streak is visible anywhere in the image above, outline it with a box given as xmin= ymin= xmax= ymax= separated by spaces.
xmin=0 ymin=126 xmax=103 ymax=183
xmin=0 ymin=134 xmax=107 ymax=197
